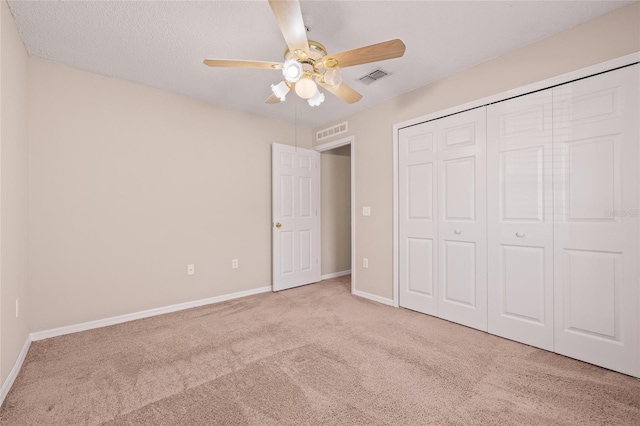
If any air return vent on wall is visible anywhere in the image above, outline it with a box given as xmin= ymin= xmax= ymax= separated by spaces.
xmin=358 ymin=68 xmax=389 ymax=85
xmin=316 ymin=121 xmax=348 ymax=142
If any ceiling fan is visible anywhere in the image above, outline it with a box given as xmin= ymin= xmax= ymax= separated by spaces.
xmin=203 ymin=0 xmax=406 ymax=107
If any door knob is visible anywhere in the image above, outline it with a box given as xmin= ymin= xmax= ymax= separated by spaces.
xmin=454 ymin=229 xmax=462 ymax=235
xmin=516 ymin=232 xmax=525 ymax=238
xmin=275 ymin=222 xmax=282 ymax=228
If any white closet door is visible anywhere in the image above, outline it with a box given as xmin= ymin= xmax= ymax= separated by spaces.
xmin=553 ymin=65 xmax=639 ymax=377
xmin=487 ymin=90 xmax=554 ymax=351
xmin=436 ymin=108 xmax=487 ymax=331
xmin=399 ymin=122 xmax=439 ymax=315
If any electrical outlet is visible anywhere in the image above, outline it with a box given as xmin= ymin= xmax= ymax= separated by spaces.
xmin=15 ymin=299 xmax=19 ymax=318
xmin=363 ymin=206 xmax=371 ymax=216
xmin=363 ymin=258 xmax=369 ymax=268
xmin=187 ymin=264 xmax=195 ymax=275
xmin=232 ymin=259 xmax=239 ymax=269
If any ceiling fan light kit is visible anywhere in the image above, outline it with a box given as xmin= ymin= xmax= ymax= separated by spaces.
xmin=271 ymin=81 xmax=290 ymax=101
xmin=308 ymin=90 xmax=325 ymax=107
xmin=294 ymin=78 xmax=318 ymax=99
xmin=283 ymin=59 xmax=303 ymax=83
xmin=203 ymin=0 xmax=406 ymax=107
xmin=323 ymin=67 xmax=343 ymax=88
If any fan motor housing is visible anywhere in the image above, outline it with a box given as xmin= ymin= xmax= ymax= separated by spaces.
xmin=284 ymin=40 xmax=327 ymax=66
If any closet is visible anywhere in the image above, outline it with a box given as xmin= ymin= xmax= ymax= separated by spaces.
xmin=398 ymin=64 xmax=639 ymax=377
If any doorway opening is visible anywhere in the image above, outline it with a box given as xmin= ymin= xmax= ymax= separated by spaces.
xmin=315 ymin=136 xmax=355 ymax=294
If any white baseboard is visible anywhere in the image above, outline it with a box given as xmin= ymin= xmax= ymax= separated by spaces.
xmin=1 ymin=286 xmax=272 ymax=407
xmin=30 ymin=285 xmax=272 ymax=342
xmin=321 ymin=270 xmax=351 ymax=280
xmin=352 ymin=289 xmax=395 ymax=307
xmin=0 ymin=337 xmax=31 ymax=406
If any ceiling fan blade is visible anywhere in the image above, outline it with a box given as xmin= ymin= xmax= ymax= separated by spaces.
xmin=321 ymin=39 xmax=406 ymax=69
xmin=265 ymin=94 xmax=282 ymax=104
xmin=203 ymin=59 xmax=283 ymax=70
xmin=318 ymin=82 xmax=363 ymax=104
xmin=268 ymin=0 xmax=310 ymax=58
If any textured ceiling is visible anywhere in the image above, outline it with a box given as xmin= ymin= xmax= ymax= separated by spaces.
xmin=7 ymin=0 xmax=634 ymax=128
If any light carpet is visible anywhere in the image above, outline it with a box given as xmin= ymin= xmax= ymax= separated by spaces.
xmin=1 ymin=275 xmax=639 ymax=425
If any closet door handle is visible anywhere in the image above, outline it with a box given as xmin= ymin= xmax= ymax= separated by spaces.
xmin=516 ymin=232 xmax=525 ymax=238
xmin=454 ymin=229 xmax=462 ymax=235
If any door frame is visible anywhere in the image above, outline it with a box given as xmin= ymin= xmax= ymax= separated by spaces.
xmin=392 ymin=52 xmax=640 ymax=308
xmin=315 ymin=136 xmax=356 ymax=295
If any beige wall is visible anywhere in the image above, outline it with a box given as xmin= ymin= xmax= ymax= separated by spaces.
xmin=320 ymin=145 xmax=351 ymax=276
xmin=28 ymin=59 xmax=311 ymax=331
xmin=312 ymin=3 xmax=640 ymax=299
xmin=1 ymin=0 xmax=30 ymax=383
xmin=6 ymin=0 xmax=640 ymax=356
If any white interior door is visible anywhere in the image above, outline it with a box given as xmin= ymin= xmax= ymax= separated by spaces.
xmin=487 ymin=89 xmax=554 ymax=351
xmin=272 ymin=143 xmax=321 ymax=291
xmin=553 ymin=65 xmax=639 ymax=377
xmin=398 ymin=122 xmax=439 ymax=315
xmin=436 ymin=108 xmax=488 ymax=331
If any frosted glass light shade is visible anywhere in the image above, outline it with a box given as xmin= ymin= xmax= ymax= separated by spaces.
xmin=283 ymin=59 xmax=303 ymax=83
xmin=271 ymin=81 xmax=289 ymax=101
xmin=295 ymin=78 xmax=317 ymax=99
xmin=324 ymin=68 xmax=342 ymax=88
xmin=308 ymin=90 xmax=325 ymax=107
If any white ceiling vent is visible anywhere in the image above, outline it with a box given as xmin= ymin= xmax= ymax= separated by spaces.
xmin=316 ymin=121 xmax=348 ymax=142
xmin=358 ymin=68 xmax=390 ymax=85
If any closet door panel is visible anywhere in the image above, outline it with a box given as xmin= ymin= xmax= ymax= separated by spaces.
xmin=501 ymin=245 xmax=545 ymax=320
xmin=443 ymin=156 xmax=476 ymax=221
xmin=442 ymin=240 xmax=477 ymax=307
xmin=553 ymin=65 xmax=639 ymax=377
xmin=399 ymin=123 xmax=439 ymax=315
xmin=437 ymin=108 xmax=487 ymax=331
xmin=487 ymin=89 xmax=554 ymax=350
